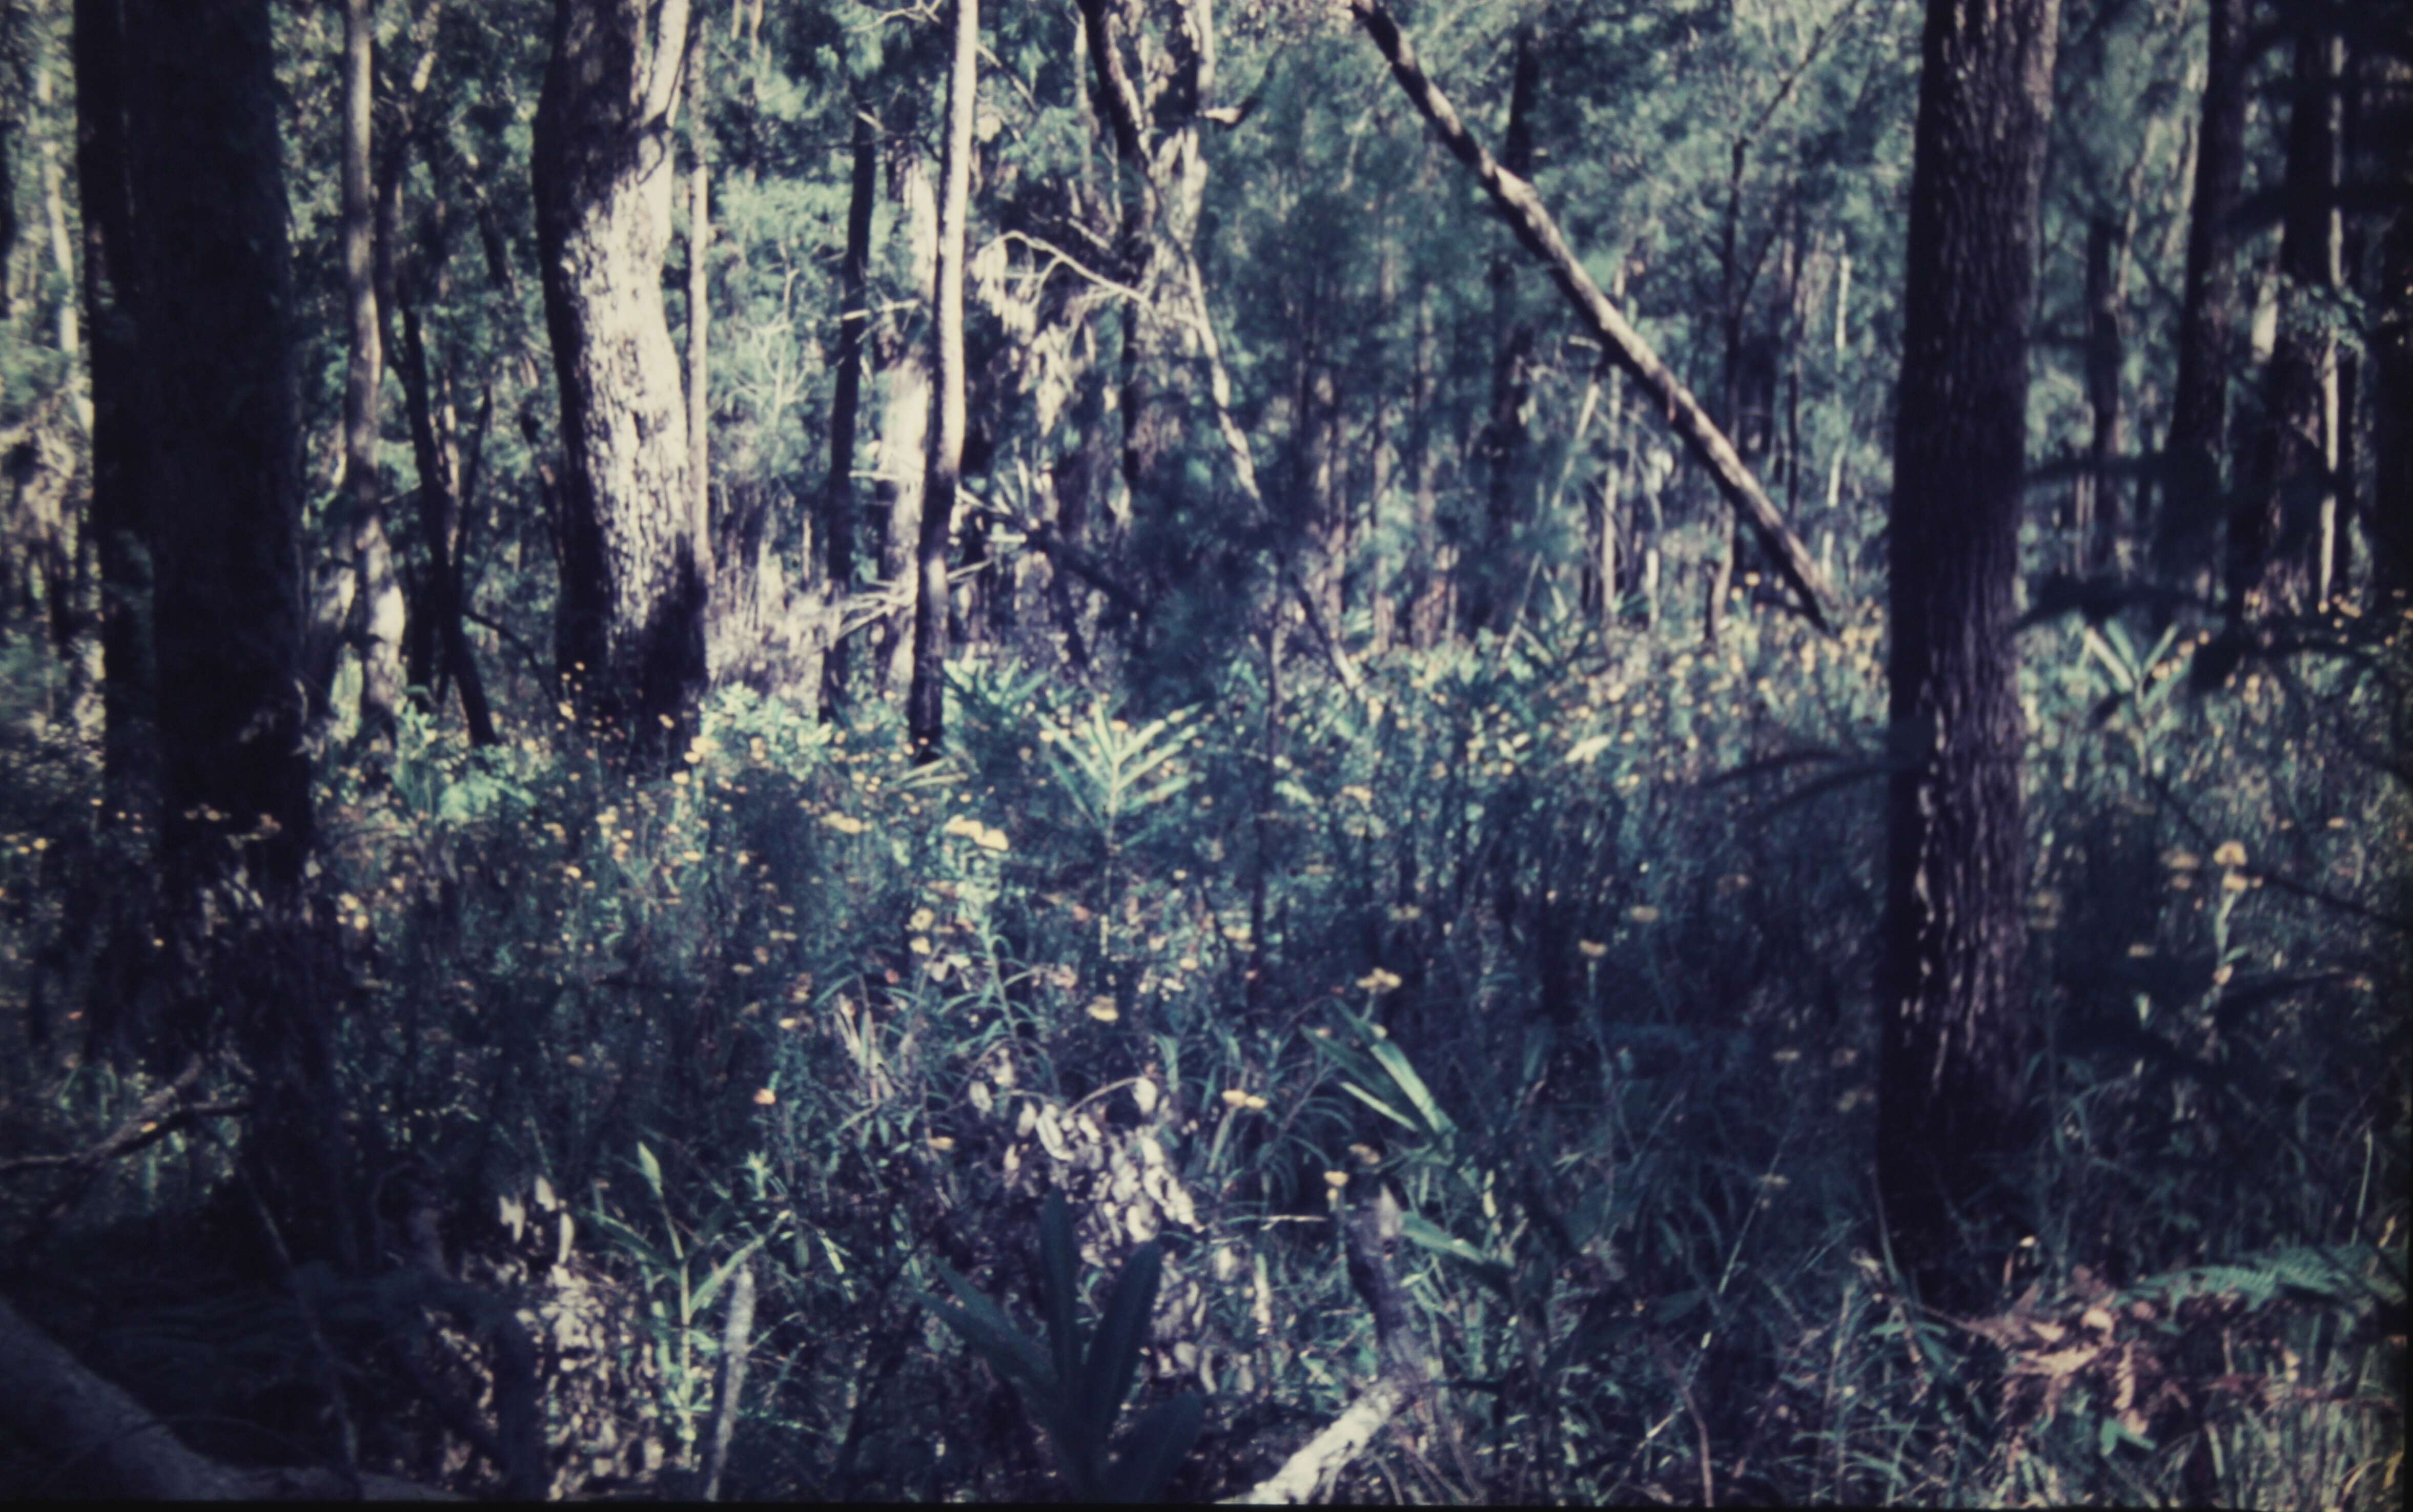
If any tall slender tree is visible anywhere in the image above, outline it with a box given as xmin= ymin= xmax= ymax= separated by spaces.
xmin=338 ymin=0 xmax=405 ymax=743
xmin=908 ymin=0 xmax=975 ymax=757
xmin=2156 ymin=0 xmax=2247 ymax=592
xmin=531 ymin=0 xmax=702 ymax=763
xmin=1876 ymin=0 xmax=2059 ymax=1308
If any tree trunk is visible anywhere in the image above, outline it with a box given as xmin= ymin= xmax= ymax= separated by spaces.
xmin=122 ymin=0 xmax=342 ymax=1262
xmin=2370 ymin=56 xmax=2412 ymax=608
xmin=1877 ymin=0 xmax=2057 ymax=1310
xmin=339 ymin=0 xmax=405 ymax=743
xmin=2078 ymin=211 xmax=2125 ymax=574
xmin=532 ymin=0 xmax=702 ymax=765
xmin=688 ymin=117 xmax=712 ymax=587
xmin=875 ymin=141 xmax=935 ymax=695
xmin=2231 ymin=20 xmax=2338 ymax=619
xmin=909 ymin=0 xmax=976 ymax=758
xmin=821 ymin=97 xmax=876 ymax=703
xmin=72 ymin=0 xmax=157 ymax=827
xmin=2156 ymin=0 xmax=2246 ymax=591
xmin=1471 ymin=29 xmax=1539 ymax=637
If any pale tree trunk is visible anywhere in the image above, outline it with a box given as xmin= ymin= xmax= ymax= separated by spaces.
xmin=1877 ymin=0 xmax=2057 ymax=1312
xmin=35 ymin=64 xmax=78 ymax=355
xmin=688 ymin=120 xmax=711 ymax=582
xmin=909 ymin=0 xmax=975 ymax=756
xmin=876 ymin=143 xmax=936 ymax=695
xmin=339 ymin=0 xmax=405 ymax=743
xmin=533 ymin=0 xmax=701 ymax=765
xmin=1076 ymin=0 xmax=1214 ymax=519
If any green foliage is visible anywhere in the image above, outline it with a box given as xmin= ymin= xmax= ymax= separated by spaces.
xmin=920 ymin=1191 xmax=1204 ymax=1502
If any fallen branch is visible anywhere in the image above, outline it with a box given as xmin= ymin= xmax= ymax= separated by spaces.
xmin=1343 ymin=0 xmax=1841 ymax=635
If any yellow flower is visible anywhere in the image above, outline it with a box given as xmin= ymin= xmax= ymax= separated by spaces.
xmin=1356 ymin=967 xmax=1404 ymax=993
xmin=2212 ymin=840 xmax=2247 ymax=868
xmin=928 ymin=1136 xmax=956 ymax=1152
xmin=910 ymin=907 xmax=937 ymax=931
xmin=1323 ymin=1170 xmax=1349 ymax=1189
xmin=1578 ymin=940 xmax=1608 ymax=959
xmin=1220 ymin=1088 xmax=1250 ymax=1108
xmin=975 ymin=825 xmax=1010 ymax=852
xmin=1628 ymin=905 xmax=1662 ymax=923
xmin=1086 ymin=997 xmax=1119 ymax=1023
xmin=1243 ymin=1094 xmax=1269 ymax=1111
xmin=2220 ymin=872 xmax=2249 ymax=893
xmin=753 ymin=1087 xmax=778 ymax=1106
xmin=821 ymin=812 xmax=868 ymax=835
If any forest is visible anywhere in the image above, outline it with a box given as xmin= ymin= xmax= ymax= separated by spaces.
xmin=0 ymin=0 xmax=2404 ymax=1501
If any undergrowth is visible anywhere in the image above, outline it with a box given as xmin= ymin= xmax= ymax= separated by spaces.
xmin=1 ymin=594 xmax=2404 ymax=1504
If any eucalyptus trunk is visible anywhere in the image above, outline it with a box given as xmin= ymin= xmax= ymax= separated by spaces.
xmin=532 ymin=0 xmax=701 ymax=764
xmin=909 ymin=0 xmax=977 ymax=757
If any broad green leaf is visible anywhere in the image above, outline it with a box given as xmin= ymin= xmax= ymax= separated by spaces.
xmin=1340 ymin=1080 xmax=1421 ymax=1131
xmin=1078 ymin=1241 xmax=1162 ymax=1454
xmin=1039 ymin=1192 xmax=1083 ymax=1412
xmin=1367 ymin=1037 xmax=1455 ymax=1138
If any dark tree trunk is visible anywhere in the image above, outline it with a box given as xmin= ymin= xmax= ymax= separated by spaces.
xmin=2231 ymin=20 xmax=2339 ymax=619
xmin=393 ymin=294 xmax=498 ymax=746
xmin=1877 ymin=0 xmax=2058 ymax=1310
xmin=821 ymin=97 xmax=877 ymax=705
xmin=532 ymin=0 xmax=701 ymax=766
xmin=2078 ymin=211 xmax=2125 ymax=573
xmin=2371 ymin=57 xmax=2412 ymax=607
xmin=121 ymin=0 xmax=343 ymax=1262
xmin=72 ymin=0 xmax=156 ymax=827
xmin=909 ymin=0 xmax=975 ymax=758
xmin=1471 ymin=29 xmax=1539 ymax=637
xmin=2156 ymin=0 xmax=2247 ymax=590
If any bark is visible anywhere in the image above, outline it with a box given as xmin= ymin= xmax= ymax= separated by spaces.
xmin=1470 ymin=30 xmax=1539 ymax=636
xmin=2077 ymin=211 xmax=2125 ymax=574
xmin=123 ymin=0 xmax=348 ymax=1266
xmin=2157 ymin=0 xmax=2247 ymax=590
xmin=2230 ymin=19 xmax=2326 ymax=622
xmin=2231 ymin=21 xmax=2339 ymax=618
xmin=340 ymin=0 xmax=405 ymax=742
xmin=1076 ymin=0 xmax=1214 ymax=517
xmin=393 ymin=295 xmax=498 ymax=746
xmin=1344 ymin=0 xmax=1838 ymax=634
xmin=124 ymin=0 xmax=313 ymax=902
xmin=688 ymin=126 xmax=711 ymax=585
xmin=909 ymin=0 xmax=976 ymax=758
xmin=1407 ymin=284 xmax=1447 ymax=647
xmin=875 ymin=141 xmax=936 ymax=694
xmin=1877 ymin=0 xmax=2057 ymax=1310
xmin=820 ymin=97 xmax=876 ymax=701
xmin=2371 ymin=59 xmax=2412 ymax=607
xmin=533 ymin=0 xmax=701 ymax=765
xmin=73 ymin=0 xmax=156 ymax=825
